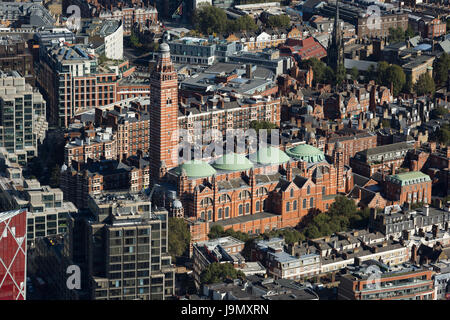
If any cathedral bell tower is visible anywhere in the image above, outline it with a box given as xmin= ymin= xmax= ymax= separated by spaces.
xmin=149 ymin=42 xmax=179 ymax=184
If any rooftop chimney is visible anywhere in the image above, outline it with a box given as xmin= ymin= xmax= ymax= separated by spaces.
xmin=424 ymin=204 xmax=429 ymax=217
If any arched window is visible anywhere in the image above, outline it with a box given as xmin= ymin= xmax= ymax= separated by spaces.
xmin=207 ymin=210 xmax=212 ymax=221
xmin=245 ymin=203 xmax=250 ymax=214
xmin=307 ymin=185 xmax=311 ymax=195
xmin=218 ymin=208 xmax=223 ymax=219
xmin=239 ymin=204 xmax=243 ymax=216
xmin=239 ymin=190 xmax=251 ymax=200
xmin=310 ymin=198 xmax=314 ymax=208
xmin=256 ymin=201 xmax=260 ymax=212
xmin=293 ymin=200 xmax=297 ymax=211
xmin=303 ymin=199 xmax=307 ymax=208
xmin=201 ymin=212 xmax=205 ymax=220
xmin=225 ymin=207 xmax=230 ymax=218
xmin=286 ymin=202 xmax=290 ymax=212
xmin=290 ymin=188 xmax=294 ymax=198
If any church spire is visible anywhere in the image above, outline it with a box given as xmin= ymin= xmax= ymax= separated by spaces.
xmin=327 ymin=0 xmax=344 ymax=83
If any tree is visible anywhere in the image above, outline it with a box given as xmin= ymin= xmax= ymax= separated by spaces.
xmin=388 ymin=27 xmax=405 ymax=44
xmin=49 ymin=165 xmax=60 ymax=187
xmin=438 ymin=124 xmax=450 ymax=146
xmin=208 ymin=225 xmax=225 ymax=239
xmin=434 ymin=52 xmax=450 ymax=87
xmin=328 ymin=195 xmax=358 ymax=217
xmin=129 ymin=31 xmax=141 ymax=49
xmin=302 ymin=58 xmax=326 ymax=85
xmin=168 ymin=217 xmax=191 ymax=258
xmin=377 ymin=62 xmax=406 ymax=96
xmin=350 ymin=67 xmax=359 ymax=82
xmin=405 ymin=25 xmax=416 ymax=39
xmin=366 ymin=64 xmax=377 ymax=82
xmin=414 ymin=73 xmax=435 ymax=96
xmin=235 ymin=15 xmax=257 ymax=32
xmin=200 ymin=262 xmax=245 ymax=285
xmin=264 ymin=228 xmax=305 ymax=244
xmin=194 ymin=5 xmax=228 ymax=34
xmin=249 ymin=120 xmax=278 ymax=133
xmin=431 ymin=106 xmax=449 ymax=119
xmin=266 ymin=15 xmax=291 ymax=28
xmin=323 ymin=66 xmax=336 ymax=85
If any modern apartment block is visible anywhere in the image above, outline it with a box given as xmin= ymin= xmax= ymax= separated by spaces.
xmin=0 ymin=209 xmax=27 ymax=300
xmin=338 ymin=261 xmax=435 ymax=300
xmin=0 ymin=168 xmax=77 ymax=247
xmin=83 ymin=19 xmax=124 ymax=60
xmin=38 ymin=44 xmax=119 ymax=127
xmin=66 ymin=192 xmax=175 ymax=300
xmin=0 ymin=71 xmax=48 ymax=165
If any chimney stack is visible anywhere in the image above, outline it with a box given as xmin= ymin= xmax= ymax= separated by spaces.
xmin=424 ymin=204 xmax=429 ymax=217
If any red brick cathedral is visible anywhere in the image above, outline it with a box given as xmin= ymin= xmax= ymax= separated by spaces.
xmin=149 ymin=44 xmax=354 ymax=244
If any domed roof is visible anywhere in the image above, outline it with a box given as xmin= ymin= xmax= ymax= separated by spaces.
xmin=213 ymin=153 xmax=254 ymax=171
xmin=250 ymin=146 xmax=290 ymax=165
xmin=173 ymin=160 xmax=216 ymax=178
xmin=286 ymin=144 xmax=325 ymax=163
xmin=172 ymin=200 xmax=183 ymax=209
xmin=160 ymin=42 xmax=170 ymax=52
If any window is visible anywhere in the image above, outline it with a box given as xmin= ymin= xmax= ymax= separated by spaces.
xmin=239 ymin=205 xmax=243 ymax=216
xmin=286 ymin=202 xmax=290 ymax=212
xmin=322 ymin=187 xmax=326 ymax=195
xmin=303 ymin=199 xmax=307 ymax=208
xmin=256 ymin=201 xmax=260 ymax=212
xmin=290 ymin=189 xmax=294 ymax=198
xmin=225 ymin=207 xmax=229 ymax=218
xmin=218 ymin=208 xmax=223 ymax=219
xmin=293 ymin=200 xmax=297 ymax=210
xmin=310 ymin=198 xmax=314 ymax=208
xmin=245 ymin=203 xmax=250 ymax=214
xmin=207 ymin=210 xmax=212 ymax=221
xmin=307 ymin=185 xmax=311 ymax=194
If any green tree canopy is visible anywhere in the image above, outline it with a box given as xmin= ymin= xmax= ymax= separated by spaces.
xmin=49 ymin=165 xmax=60 ymax=187
xmin=438 ymin=123 xmax=450 ymax=146
xmin=300 ymin=196 xmax=370 ymax=239
xmin=264 ymin=228 xmax=305 ymax=245
xmin=200 ymin=262 xmax=245 ymax=285
xmin=350 ymin=67 xmax=359 ymax=82
xmin=405 ymin=25 xmax=416 ymax=39
xmin=249 ymin=120 xmax=278 ymax=133
xmin=266 ymin=14 xmax=291 ymax=28
xmin=388 ymin=27 xmax=406 ymax=44
xmin=377 ymin=62 xmax=406 ymax=96
xmin=431 ymin=106 xmax=449 ymax=119
xmin=414 ymin=72 xmax=435 ymax=96
xmin=168 ymin=217 xmax=191 ymax=258
xmin=434 ymin=52 xmax=450 ymax=87
xmin=194 ymin=5 xmax=228 ymax=34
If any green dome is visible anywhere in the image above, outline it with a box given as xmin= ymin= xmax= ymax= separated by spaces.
xmin=173 ymin=160 xmax=216 ymax=178
xmin=286 ymin=144 xmax=325 ymax=163
xmin=213 ymin=153 xmax=254 ymax=171
xmin=250 ymin=146 xmax=290 ymax=165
